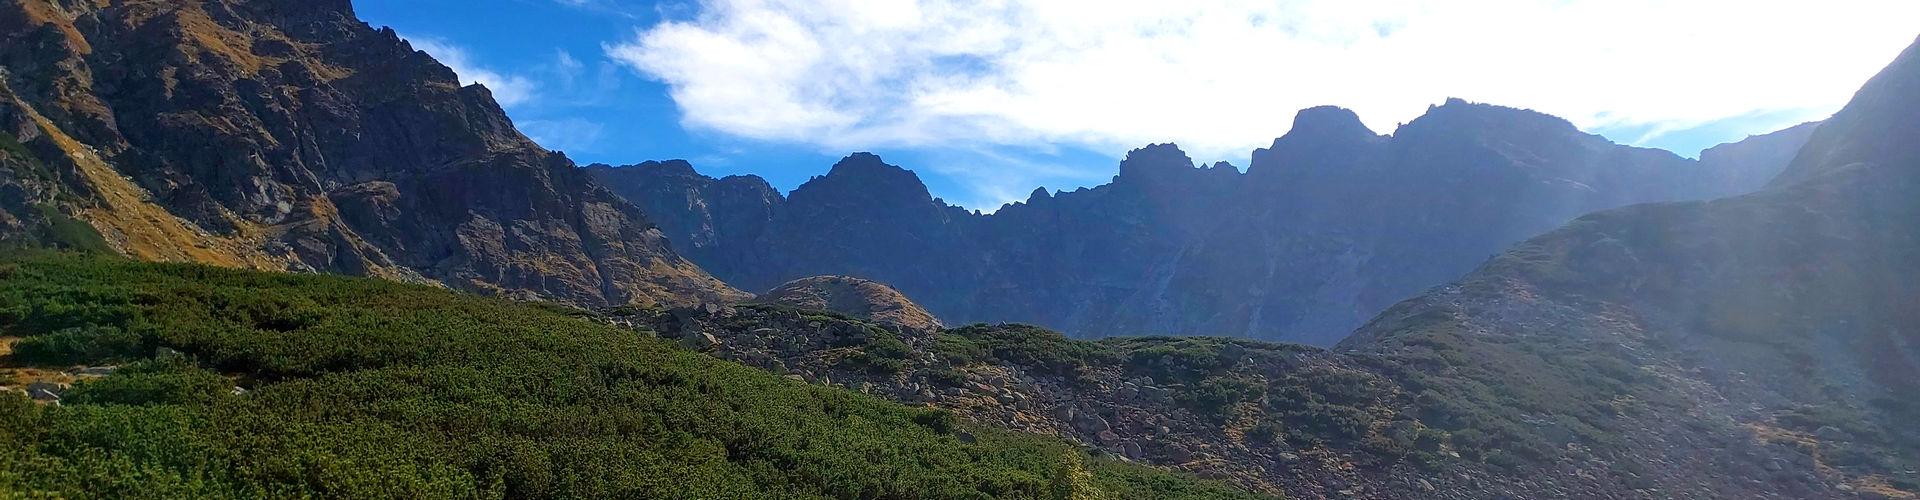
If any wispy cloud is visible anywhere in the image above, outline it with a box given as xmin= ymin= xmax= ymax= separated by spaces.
xmin=606 ymin=0 xmax=1920 ymax=160
xmin=404 ymin=37 xmax=538 ymax=108
xmin=401 ymin=36 xmax=631 ymax=153
xmin=548 ymin=0 xmax=645 ymax=19
xmin=519 ymin=118 xmax=608 ymax=154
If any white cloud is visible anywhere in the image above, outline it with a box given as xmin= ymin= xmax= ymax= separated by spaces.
xmin=606 ymin=0 xmax=1920 ymax=160
xmin=406 ymin=37 xmax=539 ymax=108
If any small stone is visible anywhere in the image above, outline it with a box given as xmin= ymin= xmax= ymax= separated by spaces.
xmin=231 ymin=386 xmax=249 ymax=396
xmin=680 ymin=331 xmax=722 ymax=350
xmin=27 ymin=388 xmax=60 ymax=402
xmin=74 ymin=366 xmax=118 ymax=377
xmin=26 ymin=381 xmax=67 ymax=395
xmin=1096 ymin=430 xmax=1121 ymax=444
xmin=1814 ymin=426 xmax=1850 ymax=441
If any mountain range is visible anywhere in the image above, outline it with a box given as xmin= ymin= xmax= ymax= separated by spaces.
xmin=1 ymin=0 xmax=1917 ymax=498
xmin=588 ymin=104 xmax=1815 ymax=345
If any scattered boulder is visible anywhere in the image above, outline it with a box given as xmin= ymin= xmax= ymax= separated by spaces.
xmin=1814 ymin=426 xmax=1851 ymax=442
xmin=1078 ymin=415 xmax=1111 ymax=433
xmin=26 ymin=381 xmax=67 ymax=395
xmin=27 ymin=388 xmax=60 ymax=402
xmin=681 ymin=331 xmax=722 ymax=350
xmin=1166 ymin=444 xmax=1194 ymax=462
xmin=73 ymin=366 xmax=117 ymax=377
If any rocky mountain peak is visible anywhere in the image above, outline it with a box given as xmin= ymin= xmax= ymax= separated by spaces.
xmin=1771 ymin=34 xmax=1920 ymax=188
xmin=642 ymin=159 xmax=702 ymax=176
xmin=1249 ymin=106 xmax=1387 ymax=177
xmin=0 ymin=0 xmax=745 ymax=307
xmin=1405 ymin=97 xmax=1581 ymax=139
xmin=1025 ymin=186 xmax=1052 ymax=204
xmin=824 ymin=151 xmax=901 ymax=177
xmin=1287 ymin=106 xmax=1378 ymax=143
xmin=1115 ymin=143 xmax=1198 ymax=183
xmin=806 ymin=152 xmax=932 ymax=199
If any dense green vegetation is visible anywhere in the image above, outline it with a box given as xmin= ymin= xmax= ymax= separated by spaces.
xmin=935 ymin=324 xmax=1120 ymax=381
xmin=0 ymin=254 xmax=1271 ymax=499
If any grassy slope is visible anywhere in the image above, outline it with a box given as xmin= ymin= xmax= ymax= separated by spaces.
xmin=0 ymin=253 xmax=1269 ymax=499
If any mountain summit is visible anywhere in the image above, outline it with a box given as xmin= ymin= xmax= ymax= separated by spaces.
xmin=0 ymin=0 xmax=743 ymax=306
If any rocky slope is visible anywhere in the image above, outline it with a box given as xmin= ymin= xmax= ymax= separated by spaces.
xmin=617 ymin=293 xmax=1880 ymax=499
xmin=1340 ymin=35 xmax=1920 ymax=499
xmin=591 ymin=104 xmax=1810 ymax=345
xmin=0 ymin=0 xmax=743 ymax=306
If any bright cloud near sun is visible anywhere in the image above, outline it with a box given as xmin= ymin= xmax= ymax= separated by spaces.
xmin=407 ymin=37 xmax=538 ymax=108
xmin=606 ymin=0 xmax=1920 ymax=160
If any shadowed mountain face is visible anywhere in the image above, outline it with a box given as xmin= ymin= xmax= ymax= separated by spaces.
xmin=1343 ymin=35 xmax=1920 ymax=498
xmin=591 ymin=103 xmax=1810 ymax=345
xmin=0 ymin=0 xmax=743 ymax=306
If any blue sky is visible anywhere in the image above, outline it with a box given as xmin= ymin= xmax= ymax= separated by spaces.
xmin=356 ymin=0 xmax=1920 ymax=211
xmin=357 ymin=0 xmax=1118 ymax=211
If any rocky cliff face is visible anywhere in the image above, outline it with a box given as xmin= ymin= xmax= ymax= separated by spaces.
xmin=591 ymin=102 xmax=1806 ymax=345
xmin=1342 ymin=35 xmax=1920 ymax=499
xmin=0 ymin=0 xmax=743 ymax=306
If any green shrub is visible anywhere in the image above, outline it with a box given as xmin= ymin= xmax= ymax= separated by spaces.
xmin=63 ymin=357 xmax=230 ymax=406
xmin=0 ymin=254 xmax=1270 ymax=500
xmin=11 ymin=325 xmax=147 ymax=365
xmin=30 ymin=205 xmax=111 ymax=253
xmin=1176 ymin=376 xmax=1265 ymax=422
xmin=853 ymin=329 xmax=913 ymax=374
xmin=944 ymin=324 xmax=1117 ymax=378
